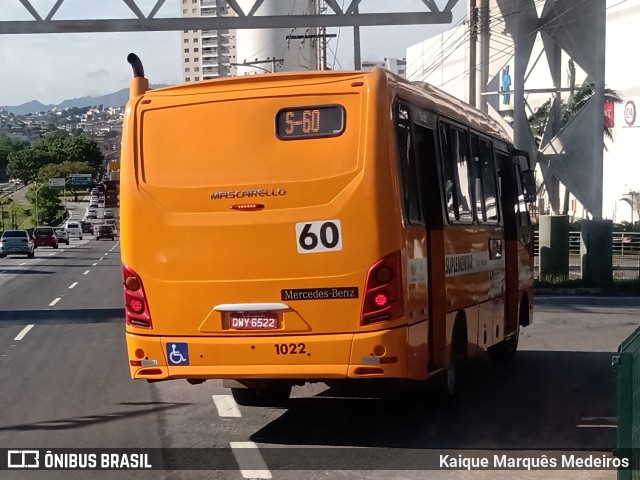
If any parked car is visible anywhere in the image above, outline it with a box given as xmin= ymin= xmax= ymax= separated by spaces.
xmin=81 ymin=222 xmax=94 ymax=235
xmin=96 ymin=225 xmax=115 ymax=241
xmin=65 ymin=221 xmax=83 ymax=240
xmin=53 ymin=227 xmax=70 ymax=245
xmin=0 ymin=230 xmax=34 ymax=258
xmin=103 ymin=209 xmax=114 ymax=219
xmin=32 ymin=226 xmax=58 ymax=249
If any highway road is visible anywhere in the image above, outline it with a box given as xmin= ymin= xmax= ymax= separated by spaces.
xmin=0 ymin=224 xmax=638 ymax=479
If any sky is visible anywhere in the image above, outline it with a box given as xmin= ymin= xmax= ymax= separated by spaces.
xmin=0 ymin=0 xmax=467 ymax=106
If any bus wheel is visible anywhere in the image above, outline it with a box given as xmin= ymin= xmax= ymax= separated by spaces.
xmin=438 ymin=323 xmax=466 ymax=406
xmin=487 ymin=329 xmax=519 ymax=363
xmin=231 ymin=383 xmax=291 ymax=407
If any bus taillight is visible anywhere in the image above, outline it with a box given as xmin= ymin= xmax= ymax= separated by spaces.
xmin=361 ymin=250 xmax=404 ymax=325
xmin=122 ymin=264 xmax=153 ymax=329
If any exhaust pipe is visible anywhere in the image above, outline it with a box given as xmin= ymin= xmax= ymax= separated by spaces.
xmin=127 ymin=53 xmax=149 ymax=98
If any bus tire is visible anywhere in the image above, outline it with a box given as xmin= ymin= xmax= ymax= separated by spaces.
xmin=487 ymin=330 xmax=519 ymax=363
xmin=488 ymin=298 xmax=527 ymax=363
xmin=231 ymin=384 xmax=291 ymax=407
xmin=438 ymin=321 xmax=466 ymax=406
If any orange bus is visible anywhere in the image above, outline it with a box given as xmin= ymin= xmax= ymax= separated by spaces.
xmin=120 ymin=53 xmax=535 ymax=406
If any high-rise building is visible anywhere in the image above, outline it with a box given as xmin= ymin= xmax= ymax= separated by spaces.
xmin=180 ymin=0 xmax=237 ymax=82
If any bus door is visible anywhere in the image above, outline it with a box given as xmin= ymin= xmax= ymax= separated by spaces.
xmin=410 ymin=112 xmax=445 ymax=372
xmin=396 ymin=101 xmax=438 ymax=378
xmin=469 ymin=134 xmax=505 ymax=349
xmin=497 ymin=149 xmax=534 ymax=335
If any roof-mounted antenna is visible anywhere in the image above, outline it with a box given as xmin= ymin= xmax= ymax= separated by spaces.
xmin=127 ymin=53 xmax=149 ymax=98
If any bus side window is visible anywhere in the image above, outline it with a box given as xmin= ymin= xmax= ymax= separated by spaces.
xmin=452 ymin=127 xmax=473 ymax=223
xmin=413 ymin=124 xmax=441 ymax=229
xmin=439 ymin=123 xmax=459 ymax=221
xmin=471 ymin=134 xmax=499 ymax=222
xmin=396 ymin=104 xmax=423 ymax=225
xmin=513 ymin=164 xmax=532 ymax=226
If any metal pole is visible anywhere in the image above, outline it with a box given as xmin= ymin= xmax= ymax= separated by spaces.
xmin=468 ymin=0 xmax=477 ymax=107
xmin=479 ymin=0 xmax=489 ymax=113
xmin=353 ymin=5 xmax=361 ymax=70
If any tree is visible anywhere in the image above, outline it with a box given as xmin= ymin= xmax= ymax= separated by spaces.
xmin=620 ymin=191 xmax=640 ymax=228
xmin=7 ymin=131 xmax=104 ymax=185
xmin=25 ymin=184 xmax=63 ymax=226
xmin=6 ymin=148 xmax=49 ymax=184
xmin=37 ymin=160 xmax=95 ymax=201
xmin=0 ymin=135 xmax=28 ymax=182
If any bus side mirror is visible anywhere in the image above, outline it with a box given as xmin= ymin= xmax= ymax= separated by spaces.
xmin=521 ymin=169 xmax=536 ymax=203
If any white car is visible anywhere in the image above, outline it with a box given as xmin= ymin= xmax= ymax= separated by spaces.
xmin=65 ymin=221 xmax=83 ymax=240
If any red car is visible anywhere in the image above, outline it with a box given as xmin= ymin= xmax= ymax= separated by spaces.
xmin=32 ymin=227 xmax=58 ymax=249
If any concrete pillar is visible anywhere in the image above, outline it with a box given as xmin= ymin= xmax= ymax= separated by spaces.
xmin=538 ymin=215 xmax=569 ymax=281
xmin=580 ymin=220 xmax=613 ymax=286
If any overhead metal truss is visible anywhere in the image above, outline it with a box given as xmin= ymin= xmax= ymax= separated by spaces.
xmin=2 ymin=0 xmax=457 ymax=34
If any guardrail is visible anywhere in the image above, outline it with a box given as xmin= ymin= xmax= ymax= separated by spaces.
xmin=533 ymin=231 xmax=640 ymax=281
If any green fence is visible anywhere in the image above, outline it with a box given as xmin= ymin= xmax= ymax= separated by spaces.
xmin=617 ymin=325 xmax=640 ymax=480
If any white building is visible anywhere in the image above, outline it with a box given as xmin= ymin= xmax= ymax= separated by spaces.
xmin=406 ymin=1 xmax=640 ymax=224
xmin=180 ymin=0 xmax=237 ymax=81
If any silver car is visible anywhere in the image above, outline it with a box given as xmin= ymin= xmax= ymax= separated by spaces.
xmin=54 ymin=227 xmax=70 ymax=245
xmin=0 ymin=230 xmax=35 ymax=258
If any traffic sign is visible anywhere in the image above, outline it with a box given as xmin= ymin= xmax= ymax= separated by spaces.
xmin=48 ymin=178 xmax=65 ymax=187
xmin=67 ymin=174 xmax=93 ymax=186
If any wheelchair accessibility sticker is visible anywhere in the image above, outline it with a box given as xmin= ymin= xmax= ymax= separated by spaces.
xmin=167 ymin=343 xmax=189 ymax=365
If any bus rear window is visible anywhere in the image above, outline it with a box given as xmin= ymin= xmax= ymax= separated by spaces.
xmin=140 ymin=96 xmax=358 ymax=187
xmin=276 ymin=105 xmax=345 ymax=140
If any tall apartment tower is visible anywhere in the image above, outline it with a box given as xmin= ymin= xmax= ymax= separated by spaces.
xmin=180 ymin=0 xmax=237 ymax=82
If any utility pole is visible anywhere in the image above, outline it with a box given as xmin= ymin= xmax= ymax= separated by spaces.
xmin=468 ymin=0 xmax=478 ymax=107
xmin=286 ymin=33 xmax=336 ymax=70
xmin=353 ymin=4 xmax=361 ymax=70
xmin=478 ymin=0 xmax=490 ymax=113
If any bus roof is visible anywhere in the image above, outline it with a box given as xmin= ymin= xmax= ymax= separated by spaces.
xmin=135 ymin=68 xmax=512 ymax=144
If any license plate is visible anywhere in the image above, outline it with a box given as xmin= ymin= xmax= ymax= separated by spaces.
xmin=228 ymin=312 xmax=278 ymax=330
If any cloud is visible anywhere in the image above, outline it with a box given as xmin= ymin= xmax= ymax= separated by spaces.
xmin=86 ymin=69 xmax=110 ymax=79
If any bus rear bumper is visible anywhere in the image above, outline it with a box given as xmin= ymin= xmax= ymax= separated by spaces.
xmin=126 ymin=328 xmax=409 ymax=381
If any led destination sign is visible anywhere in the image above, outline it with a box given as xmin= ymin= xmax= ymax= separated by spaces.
xmin=276 ymin=105 xmax=345 ymax=139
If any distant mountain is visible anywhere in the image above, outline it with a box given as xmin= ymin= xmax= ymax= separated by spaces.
xmin=1 ymin=84 xmax=168 ymax=115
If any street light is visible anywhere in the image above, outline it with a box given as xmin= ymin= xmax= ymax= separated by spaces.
xmin=33 ymin=182 xmax=48 ymax=227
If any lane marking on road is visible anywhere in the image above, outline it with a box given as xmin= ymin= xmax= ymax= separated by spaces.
xmin=92 ymin=262 xmax=98 ymax=266
xmin=83 ymin=270 xmax=90 ymax=275
xmin=19 ymin=262 xmax=26 ymax=266
xmin=69 ymin=282 xmax=78 ymax=289
xmin=14 ymin=324 xmax=34 ymax=341
xmin=105 ymin=253 xmax=109 ymax=256
xmin=49 ymin=297 xmax=61 ymax=307
xmin=212 ymin=395 xmax=242 ymax=418
xmin=230 ymin=442 xmax=271 ymax=479
xmin=48 ymin=252 xmax=56 ymax=256
xmin=576 ymin=424 xmax=617 ymax=428
xmin=99 ymin=257 xmax=104 ymax=261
